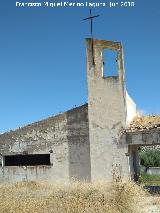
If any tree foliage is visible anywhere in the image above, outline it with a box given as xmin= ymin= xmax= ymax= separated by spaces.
xmin=139 ymin=148 xmax=160 ymax=167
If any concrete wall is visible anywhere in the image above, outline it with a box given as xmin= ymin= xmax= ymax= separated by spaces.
xmin=125 ymin=129 xmax=160 ymax=145
xmin=0 ymin=104 xmax=90 ymax=183
xmin=126 ymin=91 xmax=137 ymax=125
xmin=66 ymin=105 xmax=91 ymax=181
xmin=86 ymin=39 xmax=130 ymax=181
xmin=146 ymin=167 xmax=160 ymax=175
xmin=0 ymin=166 xmax=53 ymax=182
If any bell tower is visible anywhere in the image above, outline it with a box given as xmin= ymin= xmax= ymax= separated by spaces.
xmin=86 ymin=38 xmax=131 ymax=181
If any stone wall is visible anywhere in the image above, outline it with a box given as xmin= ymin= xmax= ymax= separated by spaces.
xmin=0 ymin=104 xmax=90 ymax=182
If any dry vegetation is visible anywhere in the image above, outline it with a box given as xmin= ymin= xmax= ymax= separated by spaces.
xmin=0 ymin=180 xmax=147 ymax=213
xmin=127 ymin=115 xmax=160 ymax=132
xmin=154 ymin=196 xmax=160 ymax=205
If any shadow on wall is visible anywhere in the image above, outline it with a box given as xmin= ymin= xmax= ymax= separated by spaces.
xmin=66 ymin=105 xmax=91 ymax=181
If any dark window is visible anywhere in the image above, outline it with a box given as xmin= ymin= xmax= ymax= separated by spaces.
xmin=4 ymin=154 xmax=50 ymax=166
xmin=103 ymin=49 xmax=118 ymax=77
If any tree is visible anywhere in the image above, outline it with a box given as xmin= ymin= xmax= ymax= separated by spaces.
xmin=139 ymin=148 xmax=160 ymax=167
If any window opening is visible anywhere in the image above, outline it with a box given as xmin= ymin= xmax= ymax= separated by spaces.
xmin=4 ymin=154 xmax=50 ymax=166
xmin=102 ymin=49 xmax=118 ymax=77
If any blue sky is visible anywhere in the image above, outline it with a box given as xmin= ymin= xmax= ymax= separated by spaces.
xmin=0 ymin=0 xmax=160 ymax=132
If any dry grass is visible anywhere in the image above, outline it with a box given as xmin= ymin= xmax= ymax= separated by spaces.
xmin=0 ymin=180 xmax=147 ymax=213
xmin=154 ymin=196 xmax=160 ymax=205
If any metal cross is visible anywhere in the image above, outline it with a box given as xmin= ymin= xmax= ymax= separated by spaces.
xmin=83 ymin=9 xmax=100 ymax=37
xmin=83 ymin=9 xmax=100 ymax=65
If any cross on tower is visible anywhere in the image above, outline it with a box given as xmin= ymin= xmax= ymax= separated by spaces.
xmin=83 ymin=9 xmax=100 ymax=65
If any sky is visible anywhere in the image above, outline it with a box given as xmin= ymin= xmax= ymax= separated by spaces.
xmin=0 ymin=0 xmax=160 ymax=133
